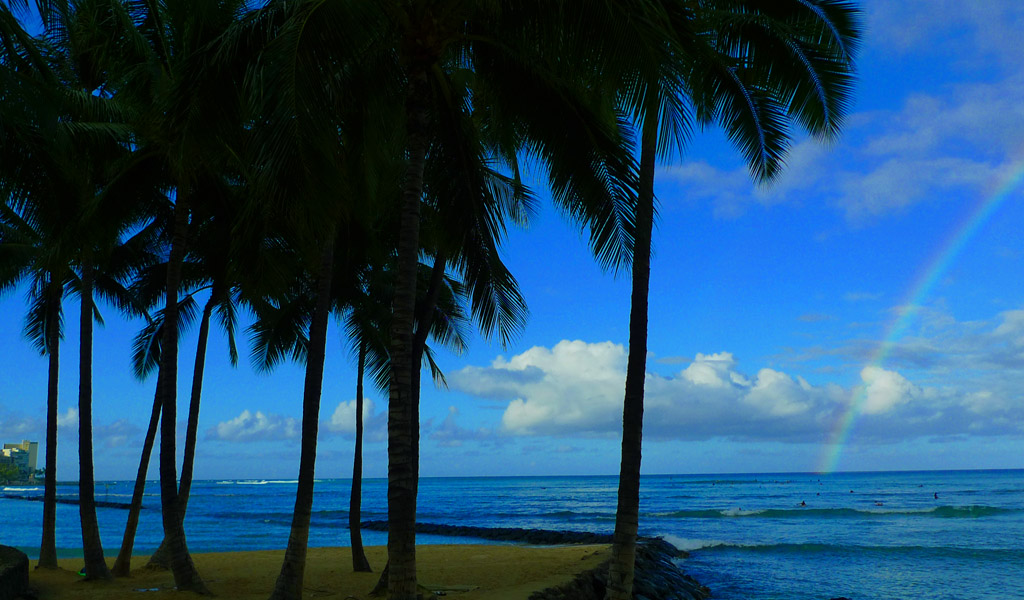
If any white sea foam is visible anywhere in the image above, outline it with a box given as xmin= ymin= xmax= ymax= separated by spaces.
xmin=661 ymin=534 xmax=729 ymax=552
xmin=720 ymin=507 xmax=765 ymax=517
xmin=2 ymin=487 xmax=42 ymax=492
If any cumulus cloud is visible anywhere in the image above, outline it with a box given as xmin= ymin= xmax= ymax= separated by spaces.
xmin=57 ymin=407 xmax=78 ymax=428
xmin=455 ymin=340 xmax=626 ymax=436
xmin=323 ymin=398 xmax=385 ymax=440
xmin=325 ymin=398 xmax=373 ymax=434
xmin=450 ymin=340 xmax=1024 ymax=445
xmin=859 ymin=366 xmax=918 ymax=415
xmin=207 ymin=410 xmax=299 ymax=442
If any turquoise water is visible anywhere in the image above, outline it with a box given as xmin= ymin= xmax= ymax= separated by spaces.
xmin=2 ymin=469 xmax=1022 ymax=599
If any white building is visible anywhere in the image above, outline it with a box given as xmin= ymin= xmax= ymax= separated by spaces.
xmin=1 ymin=440 xmax=39 ymax=477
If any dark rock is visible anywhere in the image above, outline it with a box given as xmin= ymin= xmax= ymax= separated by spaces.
xmin=1 ymin=494 xmax=133 ymax=510
xmin=359 ymin=520 xmax=616 ymax=545
xmin=527 ymin=539 xmax=710 ymax=600
xmin=0 ymin=545 xmax=29 ymax=600
xmin=357 ymin=521 xmax=709 ymax=600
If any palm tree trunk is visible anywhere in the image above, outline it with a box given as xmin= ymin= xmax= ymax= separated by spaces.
xmin=605 ymin=104 xmax=657 ymax=600
xmin=387 ymin=66 xmax=430 ymax=600
xmin=156 ymin=189 xmax=207 ymax=593
xmin=112 ymin=390 xmax=161 ymax=576
xmin=148 ymin=291 xmax=215 ymax=569
xmin=269 ymin=239 xmax=335 ymax=600
xmin=408 ymin=253 xmax=445 ymax=504
xmin=179 ymin=291 xmax=214 ymax=508
xmin=37 ymin=280 xmax=60 ymax=569
xmin=78 ymin=256 xmax=112 ymax=581
xmin=349 ymin=341 xmax=371 ymax=572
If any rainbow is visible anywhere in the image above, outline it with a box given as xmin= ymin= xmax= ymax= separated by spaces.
xmin=817 ymin=160 xmax=1024 ymax=473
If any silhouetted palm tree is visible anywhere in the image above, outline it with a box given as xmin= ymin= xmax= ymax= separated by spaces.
xmin=251 ymin=7 xmax=637 ymax=597
xmin=0 ymin=6 xmax=68 ymax=569
xmin=90 ymin=0 xmax=256 ymax=589
xmin=1 ymin=6 xmax=157 ymax=577
xmin=602 ymin=3 xmax=861 ymax=599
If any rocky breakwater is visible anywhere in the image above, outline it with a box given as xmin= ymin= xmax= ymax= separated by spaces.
xmin=358 ymin=521 xmax=708 ymax=600
xmin=530 ymin=538 xmax=709 ymax=600
xmin=360 ymin=520 xmax=616 ymax=545
xmin=0 ymin=546 xmax=28 ymax=600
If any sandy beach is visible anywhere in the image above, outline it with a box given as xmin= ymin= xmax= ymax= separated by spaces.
xmin=27 ymin=544 xmax=609 ymax=599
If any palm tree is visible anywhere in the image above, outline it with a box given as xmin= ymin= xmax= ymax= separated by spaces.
xmin=217 ymin=4 xmax=634 ymax=597
xmin=348 ymin=340 xmax=373 ymax=572
xmin=329 ymin=8 xmax=634 ymax=596
xmin=602 ymin=3 xmax=861 ymax=599
xmin=0 ymin=6 xmax=67 ymax=569
xmin=341 ymin=267 xmax=392 ymax=574
xmin=0 ymin=197 xmax=67 ymax=573
xmin=341 ymin=252 xmax=477 ymax=574
xmin=114 ymin=181 xmax=246 ymax=573
xmin=85 ymin=0 xmax=257 ymax=589
xmin=1 ymin=5 xmax=157 ymax=576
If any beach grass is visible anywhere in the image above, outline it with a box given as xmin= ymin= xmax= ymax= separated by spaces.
xmin=28 ymin=544 xmax=609 ymax=599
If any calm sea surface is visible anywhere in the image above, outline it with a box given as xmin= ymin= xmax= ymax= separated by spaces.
xmin=2 ymin=469 xmax=1022 ymax=600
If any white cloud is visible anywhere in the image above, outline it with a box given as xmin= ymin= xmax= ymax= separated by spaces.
xmin=859 ymin=366 xmax=917 ymax=415
xmin=325 ymin=398 xmax=377 ymax=435
xmin=681 ymin=352 xmax=738 ymax=387
xmin=207 ymin=410 xmax=300 ymax=442
xmin=57 ymin=407 xmax=78 ymax=429
xmin=451 ymin=340 xmax=1024 ymax=444
xmin=461 ymin=340 xmax=627 ymax=436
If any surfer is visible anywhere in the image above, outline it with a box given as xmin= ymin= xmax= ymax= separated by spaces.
xmin=934 ymin=492 xmax=939 ymax=500
xmin=800 ymin=500 xmax=807 ymax=507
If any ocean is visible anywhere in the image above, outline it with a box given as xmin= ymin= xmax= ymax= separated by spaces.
xmin=2 ymin=469 xmax=1022 ymax=600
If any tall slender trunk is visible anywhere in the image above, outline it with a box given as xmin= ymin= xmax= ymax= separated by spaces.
xmin=387 ymin=65 xmax=430 ymax=600
xmin=78 ymin=256 xmax=112 ymax=580
xmin=409 ymin=253 xmax=445 ymax=501
xmin=269 ymin=239 xmax=335 ymax=600
xmin=148 ymin=292 xmax=216 ymax=569
xmin=605 ymin=104 xmax=657 ymax=600
xmin=179 ymin=292 xmax=213 ymax=508
xmin=112 ymin=389 xmax=161 ymax=576
xmin=156 ymin=189 xmax=207 ymax=593
xmin=37 ymin=280 xmax=60 ymax=569
xmin=371 ymin=253 xmax=445 ymax=592
xmin=349 ymin=342 xmax=371 ymax=572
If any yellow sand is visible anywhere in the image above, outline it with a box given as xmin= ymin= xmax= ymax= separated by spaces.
xmin=29 ymin=544 xmax=609 ymax=600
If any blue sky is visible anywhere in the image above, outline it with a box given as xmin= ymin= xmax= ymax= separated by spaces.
xmin=2 ymin=0 xmax=1024 ymax=480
